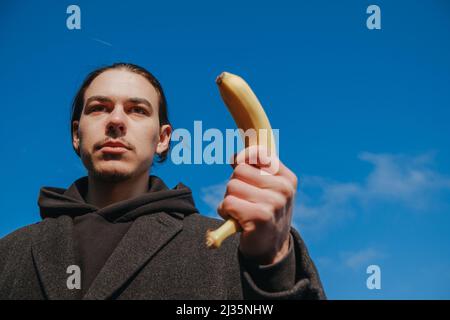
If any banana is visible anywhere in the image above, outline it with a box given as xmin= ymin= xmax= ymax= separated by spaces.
xmin=205 ymin=72 xmax=277 ymax=249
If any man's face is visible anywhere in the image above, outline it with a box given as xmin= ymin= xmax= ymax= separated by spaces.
xmin=72 ymin=69 xmax=171 ymax=182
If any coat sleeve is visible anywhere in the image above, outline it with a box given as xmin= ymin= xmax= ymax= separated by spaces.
xmin=238 ymin=227 xmax=326 ymax=300
xmin=0 ymin=225 xmax=37 ymax=299
xmin=0 ymin=227 xmax=28 ymax=275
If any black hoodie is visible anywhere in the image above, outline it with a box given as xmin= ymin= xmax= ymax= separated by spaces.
xmin=38 ymin=175 xmax=199 ymax=296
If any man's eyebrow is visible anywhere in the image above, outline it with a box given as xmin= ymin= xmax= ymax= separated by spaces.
xmin=85 ymin=96 xmax=153 ymax=111
xmin=85 ymin=95 xmax=114 ymax=106
xmin=126 ymin=97 xmax=153 ymax=111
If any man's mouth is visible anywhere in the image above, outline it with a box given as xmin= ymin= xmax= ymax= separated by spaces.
xmin=99 ymin=140 xmax=130 ymax=154
xmin=99 ymin=146 xmax=129 ymax=154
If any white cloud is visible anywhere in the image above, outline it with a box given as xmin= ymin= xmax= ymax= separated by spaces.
xmin=316 ymin=247 xmax=386 ymax=274
xmin=341 ymin=248 xmax=384 ymax=271
xmin=294 ymin=152 xmax=450 ymax=234
xmin=199 ymin=152 xmax=450 ymax=236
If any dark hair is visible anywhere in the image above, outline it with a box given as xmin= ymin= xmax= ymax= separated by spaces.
xmin=70 ymin=62 xmax=171 ymax=163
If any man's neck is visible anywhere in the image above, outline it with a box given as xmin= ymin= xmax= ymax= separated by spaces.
xmin=85 ymin=172 xmax=150 ymax=209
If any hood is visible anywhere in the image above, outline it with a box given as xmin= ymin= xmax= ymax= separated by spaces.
xmin=38 ymin=175 xmax=199 ymax=222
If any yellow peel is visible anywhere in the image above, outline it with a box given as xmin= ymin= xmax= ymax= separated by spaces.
xmin=206 ymin=72 xmax=277 ymax=249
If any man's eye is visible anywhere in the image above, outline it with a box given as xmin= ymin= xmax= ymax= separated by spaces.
xmin=91 ymin=105 xmax=106 ymax=112
xmin=131 ymin=107 xmax=147 ymax=115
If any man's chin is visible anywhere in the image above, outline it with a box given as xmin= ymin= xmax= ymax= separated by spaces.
xmin=90 ymin=169 xmax=134 ymax=183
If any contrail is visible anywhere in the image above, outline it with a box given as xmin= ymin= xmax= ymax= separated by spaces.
xmin=91 ymin=37 xmax=113 ymax=47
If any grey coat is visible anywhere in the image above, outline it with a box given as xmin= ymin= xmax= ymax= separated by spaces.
xmin=0 ymin=176 xmax=326 ymax=300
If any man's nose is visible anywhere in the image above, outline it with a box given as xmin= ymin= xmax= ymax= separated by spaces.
xmin=106 ymin=106 xmax=127 ymax=137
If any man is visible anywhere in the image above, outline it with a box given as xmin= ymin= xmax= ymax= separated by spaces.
xmin=0 ymin=63 xmax=325 ymax=300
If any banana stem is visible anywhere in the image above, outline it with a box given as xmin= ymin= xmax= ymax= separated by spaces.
xmin=206 ymin=219 xmax=241 ymax=249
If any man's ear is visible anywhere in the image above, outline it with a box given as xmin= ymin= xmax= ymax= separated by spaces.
xmin=72 ymin=121 xmax=80 ymax=152
xmin=156 ymin=124 xmax=172 ymax=155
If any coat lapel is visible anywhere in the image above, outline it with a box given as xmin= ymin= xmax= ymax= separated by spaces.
xmin=31 ymin=216 xmax=80 ymax=300
xmin=83 ymin=212 xmax=184 ymax=300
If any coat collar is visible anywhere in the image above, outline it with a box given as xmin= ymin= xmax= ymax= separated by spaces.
xmin=31 ymin=216 xmax=80 ymax=300
xmin=31 ymin=212 xmax=184 ymax=300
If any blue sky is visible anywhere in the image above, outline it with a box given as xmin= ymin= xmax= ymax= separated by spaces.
xmin=1 ymin=0 xmax=450 ymax=299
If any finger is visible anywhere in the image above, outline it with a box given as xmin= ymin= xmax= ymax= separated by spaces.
xmin=234 ymin=145 xmax=280 ymax=175
xmin=232 ymin=163 xmax=296 ymax=198
xmin=235 ymin=145 xmax=297 ymax=187
xmin=234 ymin=145 xmax=272 ymax=166
xmin=217 ymin=195 xmax=273 ymax=232
xmin=225 ymin=178 xmax=286 ymax=209
xmin=276 ymin=162 xmax=298 ymax=188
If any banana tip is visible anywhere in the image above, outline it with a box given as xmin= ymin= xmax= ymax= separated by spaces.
xmin=215 ymin=73 xmax=224 ymax=85
xmin=216 ymin=72 xmax=230 ymax=85
xmin=206 ymin=230 xmax=219 ymax=249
